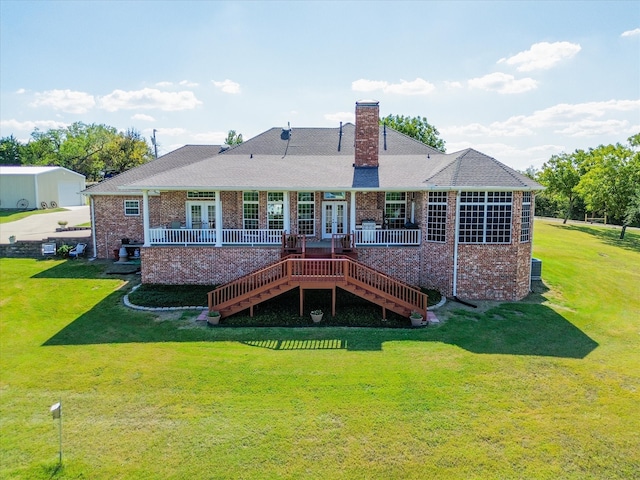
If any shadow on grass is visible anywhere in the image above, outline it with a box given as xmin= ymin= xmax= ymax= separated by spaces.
xmin=43 ymin=289 xmax=598 ymax=358
xmin=549 ymin=223 xmax=640 ymax=254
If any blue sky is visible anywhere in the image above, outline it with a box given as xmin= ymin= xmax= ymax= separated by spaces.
xmin=1 ymin=1 xmax=638 ymax=171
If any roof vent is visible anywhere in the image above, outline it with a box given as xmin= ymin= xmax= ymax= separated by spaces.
xmin=281 ymin=122 xmax=292 ymax=140
xmin=219 ymin=145 xmax=230 ymax=153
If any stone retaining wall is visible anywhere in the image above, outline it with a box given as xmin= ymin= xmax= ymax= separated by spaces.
xmin=0 ymin=237 xmax=93 ymax=258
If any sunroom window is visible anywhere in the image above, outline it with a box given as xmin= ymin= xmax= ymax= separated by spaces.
xmin=458 ymin=191 xmax=512 ymax=244
xmin=427 ymin=192 xmax=447 ymax=242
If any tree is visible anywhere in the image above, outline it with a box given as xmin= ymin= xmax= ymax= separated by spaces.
xmin=575 ymin=135 xmax=640 ymax=238
xmin=224 ymin=130 xmax=243 ymax=146
xmin=18 ymin=123 xmax=153 ymax=180
xmin=537 ymin=151 xmax=584 ymax=224
xmin=0 ymin=135 xmax=24 ymax=165
xmin=379 ymin=114 xmax=446 ymax=152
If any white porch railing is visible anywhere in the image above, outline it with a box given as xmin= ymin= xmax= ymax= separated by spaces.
xmin=222 ymin=229 xmax=284 ymax=245
xmin=148 ymin=228 xmax=284 ymax=245
xmin=353 ymin=229 xmax=421 ymax=246
xmin=148 ymin=228 xmax=419 ymax=246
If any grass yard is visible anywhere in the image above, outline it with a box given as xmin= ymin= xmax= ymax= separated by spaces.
xmin=0 ymin=208 xmax=67 ymax=224
xmin=0 ymin=219 xmax=638 ymax=479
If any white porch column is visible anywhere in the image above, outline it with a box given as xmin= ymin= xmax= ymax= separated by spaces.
xmin=142 ymin=190 xmax=150 ymax=247
xmin=350 ymin=191 xmax=357 ymax=233
xmin=215 ymin=190 xmax=223 ymax=246
xmin=284 ymin=191 xmax=291 ymax=232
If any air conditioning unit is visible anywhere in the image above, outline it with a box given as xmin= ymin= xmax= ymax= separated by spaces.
xmin=531 ymin=258 xmax=542 ymax=280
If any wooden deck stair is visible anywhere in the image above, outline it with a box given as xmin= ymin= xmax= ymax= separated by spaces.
xmin=208 ymin=256 xmax=427 ymax=320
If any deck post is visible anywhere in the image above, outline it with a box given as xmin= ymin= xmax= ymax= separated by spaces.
xmin=332 ymin=286 xmax=336 ymax=317
xmin=299 ymin=288 xmax=304 ymax=316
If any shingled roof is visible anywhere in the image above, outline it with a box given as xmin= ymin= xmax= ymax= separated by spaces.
xmin=85 ymin=124 xmax=541 ymax=194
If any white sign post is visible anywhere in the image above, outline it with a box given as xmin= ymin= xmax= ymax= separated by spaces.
xmin=50 ymin=401 xmax=62 ymax=464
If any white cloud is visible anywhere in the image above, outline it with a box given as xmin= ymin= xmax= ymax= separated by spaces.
xmin=555 ymin=119 xmax=633 ymax=137
xmin=352 ymin=79 xmax=390 ymax=92
xmin=444 ymin=81 xmax=463 ymax=89
xmin=30 ymin=89 xmax=96 ymax=113
xmin=352 ymin=77 xmax=436 ymax=95
xmin=179 ymin=80 xmax=199 ymax=87
xmin=447 ymin=141 xmax=566 ymax=170
xmin=155 ymin=81 xmax=173 ymax=87
xmin=152 ymin=127 xmax=187 ymax=136
xmin=324 ymin=112 xmax=354 ymax=124
xmin=99 ymin=88 xmax=202 ymax=111
xmin=212 ymin=79 xmax=241 ymax=94
xmin=468 ymin=72 xmax=538 ymax=94
xmin=498 ymin=41 xmax=581 ymax=72
xmin=0 ymin=119 xmax=68 ymax=133
xmin=621 ymin=28 xmax=640 ymax=37
xmin=16 ymin=88 xmax=26 ymax=94
xmin=443 ymin=99 xmax=640 ymax=139
xmin=131 ymin=113 xmax=155 ymax=122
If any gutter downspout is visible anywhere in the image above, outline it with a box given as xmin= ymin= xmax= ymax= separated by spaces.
xmin=142 ymin=190 xmax=150 ymax=247
xmin=452 ymin=190 xmax=461 ymax=297
xmin=90 ymin=196 xmax=97 ymax=258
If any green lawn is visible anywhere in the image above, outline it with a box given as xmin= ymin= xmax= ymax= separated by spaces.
xmin=0 ymin=208 xmax=67 ymax=224
xmin=1 ymin=219 xmax=638 ymax=479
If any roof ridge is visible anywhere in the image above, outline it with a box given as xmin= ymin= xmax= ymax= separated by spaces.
xmin=468 ymin=148 xmax=530 ymax=188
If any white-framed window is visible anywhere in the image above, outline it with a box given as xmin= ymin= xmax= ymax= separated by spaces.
xmin=458 ymin=191 xmax=512 ymax=244
xmin=243 ymin=192 xmax=259 ymax=229
xmin=297 ymin=192 xmax=315 ymax=236
xmin=324 ymin=192 xmax=345 ymax=200
xmin=187 ymin=191 xmax=216 ymax=199
xmin=267 ymin=192 xmax=284 ymax=230
xmin=124 ymin=199 xmax=140 ymax=216
xmin=385 ymin=192 xmax=406 ymax=229
xmin=520 ymin=192 xmax=532 ymax=243
xmin=427 ymin=192 xmax=447 ymax=242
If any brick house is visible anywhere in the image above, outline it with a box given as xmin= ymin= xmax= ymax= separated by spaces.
xmin=84 ymin=100 xmax=542 ymax=309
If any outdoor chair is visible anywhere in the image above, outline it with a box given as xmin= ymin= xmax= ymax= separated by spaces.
xmin=68 ymin=243 xmax=87 ymax=259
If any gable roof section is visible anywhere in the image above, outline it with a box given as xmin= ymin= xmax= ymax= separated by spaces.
xmin=96 ymin=125 xmax=541 ymax=193
xmin=84 ymin=145 xmax=221 ymax=194
xmin=424 ymin=149 xmax=540 ymax=189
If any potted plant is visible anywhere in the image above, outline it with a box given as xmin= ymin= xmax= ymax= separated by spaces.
xmin=57 ymin=220 xmax=68 ymax=230
xmin=409 ymin=311 xmax=425 ymax=327
xmin=57 ymin=244 xmax=71 ymax=258
xmin=310 ymin=309 xmax=323 ymax=323
xmin=207 ymin=310 xmax=221 ymax=326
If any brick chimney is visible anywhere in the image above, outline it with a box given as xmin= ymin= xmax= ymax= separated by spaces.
xmin=354 ymin=100 xmax=379 ymax=167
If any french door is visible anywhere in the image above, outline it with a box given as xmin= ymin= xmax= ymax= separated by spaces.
xmin=187 ymin=202 xmax=216 ymax=229
xmin=322 ymin=201 xmax=347 ymax=239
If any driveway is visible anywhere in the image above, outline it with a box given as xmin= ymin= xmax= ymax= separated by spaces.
xmin=0 ymin=206 xmax=91 ymax=243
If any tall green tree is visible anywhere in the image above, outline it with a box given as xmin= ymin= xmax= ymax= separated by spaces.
xmin=224 ymin=130 xmax=243 ymax=146
xmin=537 ymin=151 xmax=585 ymax=224
xmin=0 ymin=135 xmax=24 ymax=165
xmin=18 ymin=123 xmax=153 ymax=180
xmin=379 ymin=114 xmax=446 ymax=152
xmin=577 ymin=136 xmax=640 ymax=238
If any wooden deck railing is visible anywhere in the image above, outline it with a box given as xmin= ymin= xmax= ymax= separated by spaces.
xmin=208 ymin=257 xmax=427 ymax=319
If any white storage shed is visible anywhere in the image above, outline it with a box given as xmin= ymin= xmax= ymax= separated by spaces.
xmin=0 ymin=166 xmax=86 ymax=209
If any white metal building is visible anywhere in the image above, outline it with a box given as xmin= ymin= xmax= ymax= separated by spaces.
xmin=0 ymin=166 xmax=86 ymax=209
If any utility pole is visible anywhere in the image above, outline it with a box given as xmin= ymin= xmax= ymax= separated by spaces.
xmin=151 ymin=129 xmax=158 ymax=158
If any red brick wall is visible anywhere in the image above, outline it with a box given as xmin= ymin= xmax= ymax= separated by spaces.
xmin=93 ymin=189 xmax=535 ymax=301
xmin=355 ymin=101 xmax=379 ymax=167
xmin=93 ymin=195 xmax=145 ymax=258
xmin=141 ymin=246 xmax=281 ymax=285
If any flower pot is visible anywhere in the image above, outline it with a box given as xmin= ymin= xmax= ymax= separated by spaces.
xmin=311 ymin=313 xmax=323 ymax=323
xmin=207 ymin=314 xmax=220 ymax=326
xmin=410 ymin=315 xmax=425 ymax=327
